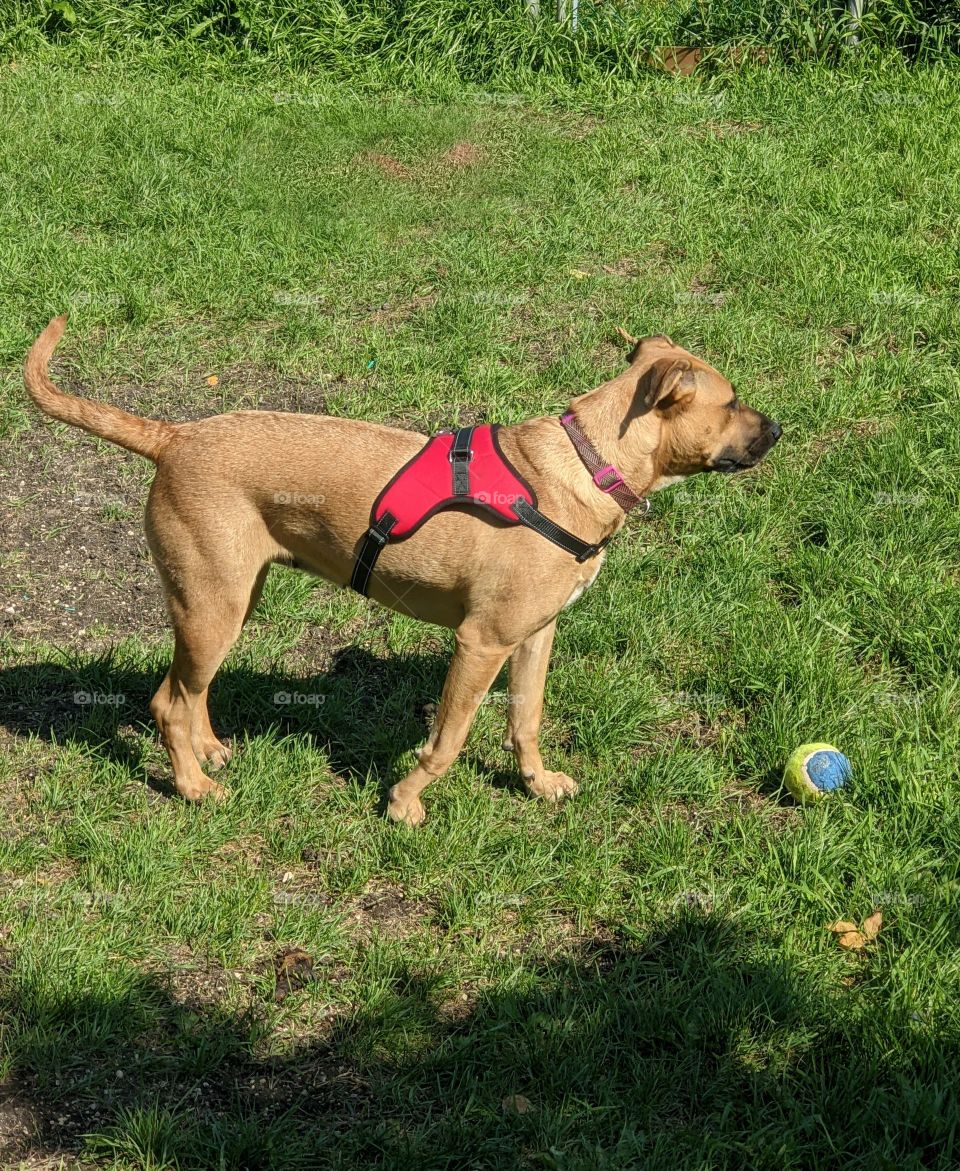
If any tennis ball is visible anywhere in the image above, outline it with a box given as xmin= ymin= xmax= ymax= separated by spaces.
xmin=783 ymin=743 xmax=851 ymax=804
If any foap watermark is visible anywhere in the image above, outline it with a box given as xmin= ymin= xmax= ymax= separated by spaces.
xmin=664 ymin=485 xmax=721 ymax=509
xmin=72 ymin=92 xmax=124 ymax=107
xmin=657 ymin=690 xmax=726 ymax=711
xmin=273 ymin=491 xmax=326 ymax=506
xmin=870 ymin=890 xmax=925 ymax=907
xmin=475 ymin=490 xmax=525 ymax=508
xmin=272 ymin=91 xmax=328 ymax=107
xmin=69 ymin=290 xmax=124 ymax=308
xmin=470 ymin=291 xmax=529 ymax=307
xmin=466 ymin=92 xmax=525 ymax=106
xmin=273 ymin=691 xmax=325 ymax=707
xmin=272 ymin=891 xmax=331 ymax=907
xmin=476 ymin=692 xmax=525 ymax=707
xmin=670 ymin=89 xmax=727 ymax=110
xmin=868 ymin=90 xmax=925 ymax=107
xmin=670 ymin=889 xmax=714 ymax=913
xmin=74 ymin=690 xmax=125 ymax=706
xmin=873 ymin=490 xmax=927 ymax=508
xmin=844 ymin=689 xmax=926 ymax=718
xmin=674 ymin=289 xmax=728 ymax=306
xmin=869 ymin=290 xmax=931 ymax=307
xmin=71 ymin=490 xmax=126 ymax=509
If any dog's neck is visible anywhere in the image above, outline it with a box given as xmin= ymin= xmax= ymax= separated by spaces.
xmin=568 ymin=371 xmax=664 ymax=497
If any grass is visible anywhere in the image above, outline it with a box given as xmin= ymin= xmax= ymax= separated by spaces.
xmin=1 ymin=50 xmax=960 ymax=1169
xmin=5 ymin=0 xmax=960 ymax=83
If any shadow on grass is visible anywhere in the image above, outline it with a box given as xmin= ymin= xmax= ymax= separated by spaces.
xmin=2 ymin=916 xmax=956 ymax=1168
xmin=0 ymin=646 xmax=451 ymax=792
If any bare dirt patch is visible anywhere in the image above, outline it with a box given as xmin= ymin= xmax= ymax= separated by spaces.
xmin=342 ymin=882 xmax=436 ymax=942
xmin=361 ymin=151 xmax=416 ymax=180
xmin=358 ymin=140 xmax=484 ymax=183
xmin=361 ymin=291 xmax=437 ymax=330
xmin=437 ymin=141 xmax=484 ymax=169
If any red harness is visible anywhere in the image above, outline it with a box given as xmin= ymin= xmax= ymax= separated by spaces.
xmin=349 ymin=420 xmax=645 ymax=596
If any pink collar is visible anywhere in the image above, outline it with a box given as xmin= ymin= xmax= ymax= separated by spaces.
xmin=560 ymin=412 xmax=647 ymax=513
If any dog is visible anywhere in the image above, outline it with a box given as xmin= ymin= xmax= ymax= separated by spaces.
xmin=24 ymin=316 xmax=781 ymax=825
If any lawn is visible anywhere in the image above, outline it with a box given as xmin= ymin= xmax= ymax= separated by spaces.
xmin=1 ymin=51 xmax=960 ymax=1170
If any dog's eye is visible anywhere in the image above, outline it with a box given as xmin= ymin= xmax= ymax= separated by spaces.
xmin=726 ymin=396 xmax=739 ymax=411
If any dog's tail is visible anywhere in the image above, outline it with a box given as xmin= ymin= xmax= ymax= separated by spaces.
xmin=24 ymin=316 xmax=176 ymax=461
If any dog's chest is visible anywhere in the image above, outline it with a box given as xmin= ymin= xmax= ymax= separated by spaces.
xmin=562 ymin=555 xmax=605 ymax=609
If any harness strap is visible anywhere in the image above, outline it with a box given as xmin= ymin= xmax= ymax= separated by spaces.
xmin=349 ymin=511 xmax=397 ymax=596
xmin=449 ymin=427 xmax=474 ymax=496
xmin=511 ymin=498 xmax=610 ymax=563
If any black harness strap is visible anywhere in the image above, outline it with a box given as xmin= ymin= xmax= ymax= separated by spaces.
xmin=511 ymin=498 xmax=610 ymax=563
xmin=349 ymin=512 xmax=397 ymax=596
xmin=449 ymin=427 xmax=474 ymax=496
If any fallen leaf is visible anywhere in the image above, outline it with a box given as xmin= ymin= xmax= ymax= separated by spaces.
xmin=862 ymin=910 xmax=883 ymax=940
xmin=206 ymin=374 xmax=220 ymax=386
xmin=838 ymin=930 xmax=867 ymax=951
xmin=826 ymin=920 xmax=858 ymax=934
xmin=569 ymin=269 xmax=591 ymax=279
xmin=501 ymin=1094 xmax=533 ymax=1115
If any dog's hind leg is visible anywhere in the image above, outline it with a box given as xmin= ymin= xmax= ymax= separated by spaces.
xmin=503 ymin=619 xmax=578 ymax=803
xmin=190 ymin=565 xmax=269 ymax=769
xmin=148 ymin=545 xmax=270 ymax=800
xmin=386 ymin=627 xmax=515 ymax=827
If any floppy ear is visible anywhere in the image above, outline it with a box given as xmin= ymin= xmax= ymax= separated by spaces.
xmin=643 ymin=356 xmax=695 ymax=410
xmin=620 ymin=356 xmax=695 ymax=436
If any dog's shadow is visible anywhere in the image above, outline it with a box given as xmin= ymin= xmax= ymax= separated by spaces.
xmin=0 ymin=645 xmax=460 ymax=794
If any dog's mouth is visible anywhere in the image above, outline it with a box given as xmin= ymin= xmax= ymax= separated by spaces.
xmin=711 ymin=420 xmax=782 ymax=473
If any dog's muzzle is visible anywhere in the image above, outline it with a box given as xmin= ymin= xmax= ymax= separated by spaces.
xmin=712 ymin=419 xmax=782 ymax=472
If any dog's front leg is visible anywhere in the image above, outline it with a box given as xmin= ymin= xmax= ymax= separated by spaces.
xmin=387 ymin=630 xmax=515 ymax=827
xmin=503 ymin=618 xmax=579 ymax=804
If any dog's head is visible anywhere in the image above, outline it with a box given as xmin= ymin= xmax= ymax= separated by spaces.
xmin=612 ymin=334 xmax=782 ymax=489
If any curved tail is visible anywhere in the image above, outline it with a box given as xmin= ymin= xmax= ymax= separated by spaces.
xmin=24 ymin=316 xmax=176 ymax=461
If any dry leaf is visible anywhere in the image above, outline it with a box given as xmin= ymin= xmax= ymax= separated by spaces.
xmin=206 ymin=375 xmax=220 ymax=386
xmin=569 ymin=269 xmax=591 ymax=279
xmin=838 ymin=930 xmax=867 ymax=951
xmin=826 ymin=920 xmax=858 ymax=934
xmin=501 ymin=1095 xmax=533 ymax=1115
xmin=862 ymin=910 xmax=883 ymax=940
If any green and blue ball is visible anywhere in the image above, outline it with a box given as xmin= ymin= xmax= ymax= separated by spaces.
xmin=783 ymin=743 xmax=851 ymax=804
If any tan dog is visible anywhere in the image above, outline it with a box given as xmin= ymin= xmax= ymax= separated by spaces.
xmin=24 ymin=316 xmax=780 ymax=825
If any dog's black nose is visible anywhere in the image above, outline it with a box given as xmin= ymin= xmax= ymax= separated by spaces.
xmin=768 ymin=421 xmax=782 ymax=443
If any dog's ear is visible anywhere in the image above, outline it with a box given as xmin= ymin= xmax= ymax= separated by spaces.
xmin=620 ymin=330 xmax=675 ymax=367
xmin=643 ymin=356 xmax=695 ymax=411
xmin=620 ymin=356 xmax=695 ymax=436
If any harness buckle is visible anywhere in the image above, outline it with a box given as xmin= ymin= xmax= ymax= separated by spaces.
xmin=368 ymin=516 xmax=395 ymax=548
xmin=448 ymin=448 xmax=474 ymax=463
xmin=593 ymin=464 xmax=624 ymax=493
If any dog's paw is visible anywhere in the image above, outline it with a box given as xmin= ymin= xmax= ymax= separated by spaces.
xmin=178 ymin=776 xmax=227 ymax=802
xmin=386 ymin=787 xmax=427 ymax=828
xmin=523 ymin=771 xmax=579 ymax=803
xmin=194 ymin=738 xmax=232 ymax=770
xmin=204 ymin=742 xmax=233 ymax=771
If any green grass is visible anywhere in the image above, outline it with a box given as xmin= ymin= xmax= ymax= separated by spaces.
xmin=4 ymin=0 xmax=960 ymax=82
xmin=2 ymin=52 xmax=960 ymax=1169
